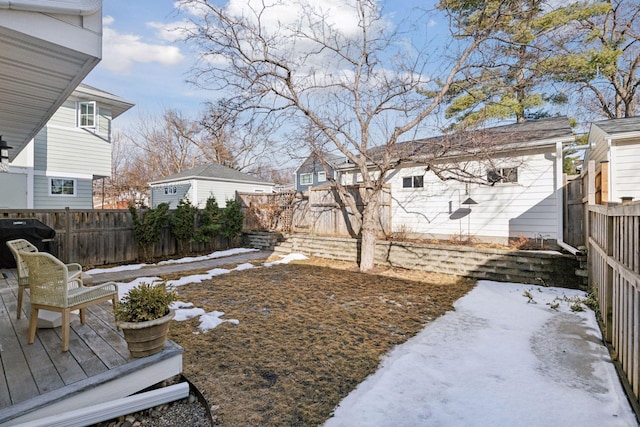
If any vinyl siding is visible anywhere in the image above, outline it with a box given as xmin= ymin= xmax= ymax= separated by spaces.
xmin=387 ymin=151 xmax=557 ymax=244
xmin=195 ymin=180 xmax=273 ymax=208
xmin=34 ymin=99 xmax=112 ymax=177
xmin=150 ymin=182 xmax=192 ymax=209
xmin=33 ymin=175 xmax=93 ymax=209
xmin=612 ymin=141 xmax=640 ymax=202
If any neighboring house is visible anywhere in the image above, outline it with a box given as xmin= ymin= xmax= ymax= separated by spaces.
xmin=583 ymin=116 xmax=640 ymax=205
xmin=149 ymin=163 xmax=275 ymax=209
xmin=338 ymin=117 xmax=576 ymax=248
xmin=1 ymin=84 xmax=134 ymax=209
xmin=295 ymin=152 xmax=344 ymax=192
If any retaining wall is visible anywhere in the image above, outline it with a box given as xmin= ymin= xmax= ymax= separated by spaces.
xmin=248 ymin=233 xmax=583 ymax=289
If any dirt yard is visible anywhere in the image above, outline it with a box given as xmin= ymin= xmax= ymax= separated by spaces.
xmin=167 ymin=257 xmax=475 ymax=426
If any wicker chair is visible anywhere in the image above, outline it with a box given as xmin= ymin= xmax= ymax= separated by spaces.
xmin=20 ymin=251 xmax=118 ymax=352
xmin=6 ymin=239 xmax=83 ymax=319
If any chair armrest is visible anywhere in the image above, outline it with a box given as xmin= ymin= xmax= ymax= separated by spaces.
xmin=67 ymin=278 xmax=83 ymax=289
xmin=66 ymin=263 xmax=82 ymax=276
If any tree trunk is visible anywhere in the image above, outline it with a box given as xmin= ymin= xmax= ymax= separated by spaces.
xmin=358 ymin=192 xmax=380 ymax=272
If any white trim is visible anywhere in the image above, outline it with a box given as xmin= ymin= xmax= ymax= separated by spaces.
xmin=300 ymin=173 xmax=312 ymax=186
xmin=77 ymin=101 xmax=97 ymax=129
xmin=49 ymin=177 xmax=77 ymax=197
xmin=11 ymin=382 xmax=189 ymax=427
xmin=35 ymin=170 xmax=93 ymax=179
xmin=317 ymin=171 xmax=327 ymax=182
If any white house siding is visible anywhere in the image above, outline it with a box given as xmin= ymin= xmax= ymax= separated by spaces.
xmin=387 ymin=152 xmax=557 ymax=244
xmin=0 ymin=172 xmax=28 ymax=208
xmin=195 ymin=180 xmax=274 ymax=208
xmin=32 ymin=175 xmax=93 ymax=209
xmin=612 ymin=141 xmax=640 ymax=202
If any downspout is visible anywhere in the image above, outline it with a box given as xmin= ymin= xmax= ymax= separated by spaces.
xmin=556 ymin=140 xmax=581 ymax=255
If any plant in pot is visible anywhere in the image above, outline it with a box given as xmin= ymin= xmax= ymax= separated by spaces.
xmin=115 ymin=282 xmax=178 ymax=358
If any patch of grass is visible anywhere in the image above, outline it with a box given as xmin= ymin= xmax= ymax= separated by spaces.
xmin=169 ymin=259 xmax=475 ymax=426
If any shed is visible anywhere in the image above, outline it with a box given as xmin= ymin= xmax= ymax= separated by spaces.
xmin=149 ymin=164 xmax=275 ymax=208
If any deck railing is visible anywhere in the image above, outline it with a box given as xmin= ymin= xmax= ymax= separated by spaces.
xmin=589 ymin=201 xmax=640 ymax=399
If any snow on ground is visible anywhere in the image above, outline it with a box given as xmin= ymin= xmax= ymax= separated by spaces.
xmin=323 ymin=281 xmax=637 ymax=427
xmin=103 ymin=252 xmax=306 ymax=331
xmin=85 ymin=248 xmax=258 ymax=275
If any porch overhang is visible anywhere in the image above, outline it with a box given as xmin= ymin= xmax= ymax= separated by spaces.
xmin=0 ymin=1 xmax=103 ymax=161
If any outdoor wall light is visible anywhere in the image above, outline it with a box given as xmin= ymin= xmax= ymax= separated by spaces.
xmin=0 ymin=135 xmax=12 ymax=172
xmin=461 ymin=197 xmax=478 ymax=241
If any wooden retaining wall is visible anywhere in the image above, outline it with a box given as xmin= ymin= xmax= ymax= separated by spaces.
xmin=248 ymin=233 xmax=582 ymax=289
xmin=0 ymin=209 xmax=227 ymax=267
xmin=588 ymin=201 xmax=640 ymax=401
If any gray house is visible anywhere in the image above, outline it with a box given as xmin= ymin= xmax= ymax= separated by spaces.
xmin=295 ymin=152 xmax=345 ymax=192
xmin=1 ymin=84 xmax=133 ymax=209
xmin=149 ymin=163 xmax=275 ymax=208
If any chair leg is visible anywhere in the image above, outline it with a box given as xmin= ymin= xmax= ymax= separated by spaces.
xmin=28 ymin=307 xmax=38 ymax=344
xmin=62 ymin=309 xmax=70 ymax=352
xmin=16 ymin=286 xmax=24 ymax=319
xmin=79 ymin=308 xmax=86 ymax=324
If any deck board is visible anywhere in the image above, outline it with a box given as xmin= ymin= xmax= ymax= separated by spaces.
xmin=0 ymin=267 xmax=183 ymax=425
xmin=0 ymin=269 xmax=127 ymax=408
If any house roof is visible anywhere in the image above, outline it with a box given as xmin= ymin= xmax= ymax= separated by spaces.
xmin=297 ymin=152 xmax=345 ymax=173
xmin=365 ymin=116 xmax=574 ymax=163
xmin=591 ymin=116 xmax=640 ymax=137
xmin=150 ymin=163 xmax=274 ymax=186
xmin=75 ymin=84 xmax=134 ymax=119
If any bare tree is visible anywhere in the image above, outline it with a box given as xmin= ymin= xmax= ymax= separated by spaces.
xmin=546 ymin=0 xmax=640 ymax=119
xmin=178 ymin=0 xmax=492 ymax=272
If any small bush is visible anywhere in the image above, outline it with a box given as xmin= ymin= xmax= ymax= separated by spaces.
xmin=170 ymin=198 xmax=199 ymax=255
xmin=129 ymin=203 xmax=170 ymax=262
xmin=220 ymin=199 xmax=244 ymax=242
xmin=115 ymin=282 xmax=177 ymax=323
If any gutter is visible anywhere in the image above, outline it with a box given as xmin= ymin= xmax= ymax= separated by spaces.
xmin=0 ymin=0 xmax=101 ymax=15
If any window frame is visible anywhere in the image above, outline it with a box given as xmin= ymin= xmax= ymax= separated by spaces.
xmin=49 ymin=178 xmax=77 ymax=197
xmin=163 ymin=186 xmax=177 ymax=195
xmin=402 ymin=175 xmax=424 ymax=188
xmin=317 ymin=171 xmax=327 ymax=182
xmin=488 ymin=167 xmax=518 ymax=185
xmin=300 ymin=173 xmax=313 ymax=186
xmin=77 ymin=101 xmax=97 ymax=129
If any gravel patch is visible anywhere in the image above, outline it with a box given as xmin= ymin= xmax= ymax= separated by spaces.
xmin=90 ymin=379 xmax=214 ymax=427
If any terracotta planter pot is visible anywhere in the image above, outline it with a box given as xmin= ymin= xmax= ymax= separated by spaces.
xmin=117 ymin=310 xmax=175 ymax=358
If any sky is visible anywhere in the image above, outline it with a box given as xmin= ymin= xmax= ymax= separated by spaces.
xmin=87 ymin=249 xmax=637 ymax=426
xmin=83 ymin=0 xmax=442 ymax=134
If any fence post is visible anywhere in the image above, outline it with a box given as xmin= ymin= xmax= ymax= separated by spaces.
xmin=604 ymin=208 xmax=614 ymax=343
xmin=64 ymin=207 xmax=72 ymax=263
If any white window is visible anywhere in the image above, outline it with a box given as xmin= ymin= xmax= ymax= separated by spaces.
xmin=402 ymin=175 xmax=424 ymax=188
xmin=50 ymin=178 xmax=76 ymax=196
xmin=488 ymin=167 xmax=518 ymax=184
xmin=300 ymin=173 xmax=313 ymax=185
xmin=164 ymin=186 xmax=177 ymax=195
xmin=78 ymin=101 xmax=97 ymax=128
xmin=317 ymin=171 xmax=327 ymax=182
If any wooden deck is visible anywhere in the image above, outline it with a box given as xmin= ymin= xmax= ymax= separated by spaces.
xmin=0 ymin=269 xmax=183 ymax=426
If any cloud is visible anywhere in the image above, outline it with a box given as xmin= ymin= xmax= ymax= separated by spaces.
xmin=101 ymin=16 xmax=185 ymax=73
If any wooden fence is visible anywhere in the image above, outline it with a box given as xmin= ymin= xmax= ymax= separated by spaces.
xmin=588 ymin=201 xmax=640 ymax=401
xmin=0 ymin=209 xmax=227 ymax=267
xmin=239 ymin=185 xmax=391 ymax=238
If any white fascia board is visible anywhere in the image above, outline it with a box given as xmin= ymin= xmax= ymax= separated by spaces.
xmin=0 ymin=8 xmax=101 ymax=57
xmin=0 ymin=0 xmax=101 ymax=15
xmin=151 ymin=176 xmax=275 ymax=187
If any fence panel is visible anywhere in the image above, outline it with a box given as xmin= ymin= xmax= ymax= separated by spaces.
xmin=238 ymin=185 xmax=391 ymax=237
xmin=0 ymin=209 xmax=226 ymax=266
xmin=588 ymin=201 xmax=640 ymax=403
